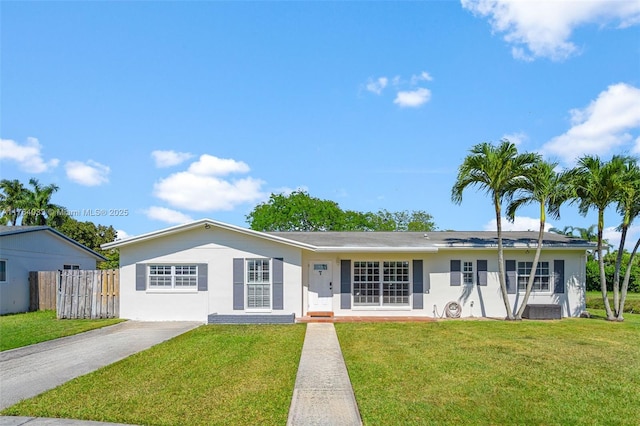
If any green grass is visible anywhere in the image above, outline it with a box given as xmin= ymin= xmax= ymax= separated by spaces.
xmin=0 ymin=310 xmax=123 ymax=351
xmin=587 ymin=291 xmax=640 ymax=313
xmin=337 ymin=314 xmax=640 ymax=426
xmin=2 ymin=324 xmax=306 ymax=426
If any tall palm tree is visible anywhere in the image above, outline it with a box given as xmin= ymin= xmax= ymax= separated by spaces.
xmin=569 ymin=155 xmax=629 ymax=321
xmin=21 ymin=178 xmax=62 ymax=226
xmin=452 ymin=140 xmax=540 ymax=320
xmin=506 ymin=160 xmax=569 ymax=319
xmin=612 ymin=158 xmax=640 ymax=320
xmin=0 ymin=179 xmax=27 ymax=225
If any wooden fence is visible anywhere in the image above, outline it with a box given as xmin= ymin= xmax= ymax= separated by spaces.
xmin=29 ymin=269 xmax=120 ymax=319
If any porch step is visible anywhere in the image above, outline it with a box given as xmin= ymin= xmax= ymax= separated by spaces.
xmin=307 ymin=311 xmax=334 ymax=318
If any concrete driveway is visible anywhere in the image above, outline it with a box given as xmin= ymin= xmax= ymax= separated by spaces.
xmin=0 ymin=321 xmax=201 ymax=410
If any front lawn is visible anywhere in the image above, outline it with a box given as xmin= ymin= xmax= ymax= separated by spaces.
xmin=0 ymin=310 xmax=123 ymax=351
xmin=337 ymin=314 xmax=640 ymax=425
xmin=1 ymin=324 xmax=306 ymax=426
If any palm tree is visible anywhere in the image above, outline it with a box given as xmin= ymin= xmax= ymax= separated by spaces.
xmin=452 ymin=140 xmax=540 ymax=320
xmin=569 ymin=155 xmax=629 ymax=321
xmin=21 ymin=178 xmax=62 ymax=226
xmin=549 ymin=225 xmax=576 ymax=237
xmin=612 ymin=158 xmax=640 ymax=320
xmin=506 ymin=160 xmax=569 ymax=319
xmin=0 ymin=179 xmax=27 ymax=225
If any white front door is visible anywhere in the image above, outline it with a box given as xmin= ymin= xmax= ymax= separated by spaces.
xmin=308 ymin=262 xmax=333 ymax=312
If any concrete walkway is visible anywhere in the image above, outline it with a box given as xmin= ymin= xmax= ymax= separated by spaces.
xmin=0 ymin=321 xmax=201 ymax=410
xmin=287 ymin=323 xmax=362 ymax=426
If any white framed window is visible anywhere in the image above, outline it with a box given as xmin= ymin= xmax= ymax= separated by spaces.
xmin=517 ymin=261 xmax=550 ymax=292
xmin=148 ymin=265 xmax=197 ymax=289
xmin=353 ymin=260 xmax=410 ymax=307
xmin=0 ymin=260 xmax=6 ymax=282
xmin=63 ymin=264 xmax=80 ymax=270
xmin=463 ymin=261 xmax=474 ymax=285
xmin=247 ymin=259 xmax=270 ymax=309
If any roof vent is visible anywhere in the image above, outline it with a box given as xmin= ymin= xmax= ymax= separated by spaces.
xmin=424 ymin=233 xmax=430 ymax=239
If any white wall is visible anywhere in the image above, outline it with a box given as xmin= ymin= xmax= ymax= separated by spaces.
xmin=119 ymin=226 xmax=303 ymax=322
xmin=301 ymin=249 xmax=587 ymax=318
xmin=0 ymin=231 xmax=99 ymax=314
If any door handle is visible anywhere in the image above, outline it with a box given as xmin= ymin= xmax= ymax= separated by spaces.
xmin=329 ymin=282 xmax=333 ymax=290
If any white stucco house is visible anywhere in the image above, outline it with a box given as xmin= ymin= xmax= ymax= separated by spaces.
xmin=0 ymin=226 xmax=106 ymax=315
xmin=102 ymin=219 xmax=594 ymax=323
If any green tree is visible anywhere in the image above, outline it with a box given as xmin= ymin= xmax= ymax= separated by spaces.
xmin=452 ymin=140 xmax=540 ymax=320
xmin=53 ymin=215 xmax=119 ymax=269
xmin=21 ymin=178 xmax=63 ymax=226
xmin=612 ymin=158 xmax=640 ymax=320
xmin=0 ymin=179 xmax=27 ymax=225
xmin=568 ymin=155 xmax=629 ymax=320
xmin=247 ymin=190 xmax=345 ymax=231
xmin=507 ymin=160 xmax=569 ymax=319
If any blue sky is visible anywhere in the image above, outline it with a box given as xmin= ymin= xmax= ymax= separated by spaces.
xmin=1 ymin=1 xmax=639 ymax=248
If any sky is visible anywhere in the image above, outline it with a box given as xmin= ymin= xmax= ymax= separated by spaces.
xmin=1 ymin=1 xmax=639 ymax=249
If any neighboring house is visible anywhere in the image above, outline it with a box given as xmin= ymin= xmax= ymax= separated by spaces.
xmin=0 ymin=226 xmax=106 ymax=315
xmin=102 ymin=219 xmax=594 ymax=323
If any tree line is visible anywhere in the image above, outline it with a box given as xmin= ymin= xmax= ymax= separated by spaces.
xmin=246 ymin=190 xmax=436 ymax=232
xmin=452 ymin=140 xmax=639 ymax=322
xmin=0 ymin=178 xmax=118 ymax=269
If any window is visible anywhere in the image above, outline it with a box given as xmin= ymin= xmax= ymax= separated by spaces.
xmin=353 ymin=260 xmax=410 ymax=307
xmin=463 ymin=261 xmax=474 ymax=285
xmin=247 ymin=259 xmax=270 ymax=309
xmin=517 ymin=261 xmax=550 ymax=292
xmin=63 ymin=264 xmax=80 ymax=270
xmin=148 ymin=265 xmax=197 ymax=289
xmin=0 ymin=260 xmax=6 ymax=282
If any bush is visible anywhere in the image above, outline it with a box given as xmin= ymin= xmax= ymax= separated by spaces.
xmin=586 ymin=251 xmax=640 ymax=293
xmin=586 ymin=293 xmax=640 ymax=314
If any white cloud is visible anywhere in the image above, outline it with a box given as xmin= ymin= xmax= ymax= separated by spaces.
xmin=115 ymin=229 xmax=131 ymax=240
xmin=144 ymin=206 xmax=194 ymax=224
xmin=0 ymin=137 xmax=59 ymax=173
xmin=411 ymin=71 xmax=433 ymax=84
xmin=484 ymin=216 xmax=553 ymax=232
xmin=461 ymin=0 xmax=640 ymax=61
xmin=603 ymin=224 xmax=640 ymax=252
xmin=65 ymin=160 xmax=110 ymax=186
xmin=502 ymin=132 xmax=527 ymax=146
xmin=187 ymin=154 xmax=250 ymax=176
xmin=151 ymin=150 xmax=193 ymax=168
xmin=366 ymin=77 xmax=388 ymax=95
xmin=393 ymin=88 xmax=432 ymax=108
xmin=633 ymin=136 xmax=640 ymax=154
xmin=153 ymin=155 xmax=265 ymax=212
xmin=541 ymin=83 xmax=640 ymax=163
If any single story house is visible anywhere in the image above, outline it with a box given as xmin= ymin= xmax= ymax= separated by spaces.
xmin=0 ymin=226 xmax=106 ymax=315
xmin=102 ymin=219 xmax=594 ymax=323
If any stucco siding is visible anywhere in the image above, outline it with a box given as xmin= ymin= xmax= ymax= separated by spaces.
xmin=0 ymin=232 xmax=99 ymax=314
xmin=301 ymin=249 xmax=587 ymax=318
xmin=119 ymin=226 xmax=303 ymax=322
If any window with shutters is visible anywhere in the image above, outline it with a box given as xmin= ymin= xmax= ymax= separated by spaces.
xmin=148 ymin=265 xmax=197 ymax=289
xmin=517 ymin=261 xmax=550 ymax=292
xmin=463 ymin=261 xmax=474 ymax=285
xmin=247 ymin=259 xmax=271 ymax=309
xmin=353 ymin=260 xmax=410 ymax=306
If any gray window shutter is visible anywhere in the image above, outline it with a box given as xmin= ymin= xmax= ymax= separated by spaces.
xmin=554 ymin=259 xmax=565 ymax=294
xmin=197 ymin=263 xmax=208 ymax=291
xmin=477 ymin=260 xmax=488 ymax=286
xmin=412 ymin=260 xmax=424 ymax=309
xmin=233 ymin=258 xmax=244 ymax=310
xmin=506 ymin=260 xmax=517 ymax=294
xmin=136 ymin=264 xmax=146 ymax=291
xmin=272 ymin=257 xmax=284 ymax=310
xmin=450 ymin=260 xmax=461 ymax=286
xmin=341 ymin=260 xmax=351 ymax=309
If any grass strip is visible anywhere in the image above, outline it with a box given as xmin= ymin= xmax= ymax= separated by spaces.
xmin=0 ymin=310 xmax=123 ymax=351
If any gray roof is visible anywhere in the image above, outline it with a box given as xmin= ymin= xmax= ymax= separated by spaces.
xmin=0 ymin=225 xmax=107 ymax=260
xmin=268 ymin=231 xmax=595 ymax=249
